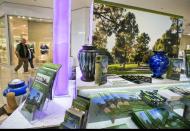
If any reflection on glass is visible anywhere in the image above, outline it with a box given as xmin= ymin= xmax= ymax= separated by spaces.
xmin=9 ymin=16 xmax=53 ymax=65
xmin=0 ymin=16 xmax=8 ymax=64
xmin=9 ymin=16 xmax=28 ymax=65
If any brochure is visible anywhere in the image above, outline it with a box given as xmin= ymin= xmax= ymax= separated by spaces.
xmin=166 ymin=58 xmax=183 ymax=80
xmin=21 ymin=63 xmax=61 ymax=122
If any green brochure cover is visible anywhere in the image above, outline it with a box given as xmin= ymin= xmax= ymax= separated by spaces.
xmin=61 ymin=108 xmax=85 ymax=129
xmin=72 ymin=96 xmax=90 ymax=112
xmin=166 ymin=58 xmax=183 ymax=80
xmin=95 ymin=55 xmax=108 ymax=86
xmin=71 ymin=95 xmax=90 ymax=129
xmin=185 ymin=50 xmax=190 ymax=77
xmin=21 ymin=63 xmax=61 ymax=122
xmin=21 ymin=88 xmax=43 ymax=121
xmin=132 ymin=108 xmax=190 ymax=129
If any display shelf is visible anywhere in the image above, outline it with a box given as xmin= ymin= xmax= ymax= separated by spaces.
xmin=87 ymin=116 xmax=138 ymax=129
xmin=85 ymin=96 xmax=184 ymax=129
xmin=84 ymin=89 xmax=186 ymax=129
xmin=86 ymin=109 xmax=184 ymax=129
xmin=76 ymin=67 xmax=190 ymax=129
xmin=76 ymin=67 xmax=190 ymax=98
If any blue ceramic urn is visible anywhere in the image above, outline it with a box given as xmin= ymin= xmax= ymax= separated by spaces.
xmin=149 ymin=51 xmax=169 ymax=79
xmin=78 ymin=45 xmax=96 ymax=82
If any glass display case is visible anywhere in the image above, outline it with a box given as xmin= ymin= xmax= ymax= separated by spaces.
xmin=76 ymin=68 xmax=190 ymax=129
xmin=8 ymin=16 xmax=53 ymax=65
xmin=79 ymin=82 xmax=190 ymax=129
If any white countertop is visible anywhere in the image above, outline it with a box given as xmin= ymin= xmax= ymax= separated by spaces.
xmin=1 ymin=67 xmax=189 ymax=129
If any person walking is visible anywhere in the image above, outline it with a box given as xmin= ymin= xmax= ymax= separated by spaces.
xmin=14 ymin=38 xmax=29 ymax=73
xmin=28 ymin=43 xmax=35 ymax=69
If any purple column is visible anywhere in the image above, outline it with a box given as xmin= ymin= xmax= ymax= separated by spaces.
xmin=89 ymin=0 xmax=94 ymax=45
xmin=53 ymin=0 xmax=71 ymax=96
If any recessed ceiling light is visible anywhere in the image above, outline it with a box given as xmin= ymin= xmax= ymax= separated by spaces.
xmin=22 ymin=16 xmax=26 ymax=19
xmin=9 ymin=16 xmax=13 ymax=20
xmin=78 ymin=32 xmax=85 ymax=35
xmin=29 ymin=17 xmax=32 ymax=20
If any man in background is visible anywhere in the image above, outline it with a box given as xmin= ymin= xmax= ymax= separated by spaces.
xmin=28 ymin=43 xmax=35 ymax=69
xmin=14 ymin=38 xmax=29 ymax=73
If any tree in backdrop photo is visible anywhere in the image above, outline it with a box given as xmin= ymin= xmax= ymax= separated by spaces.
xmin=93 ymin=3 xmax=183 ymax=75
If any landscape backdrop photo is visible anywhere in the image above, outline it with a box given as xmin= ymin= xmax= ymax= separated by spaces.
xmin=92 ymin=2 xmax=183 ymax=75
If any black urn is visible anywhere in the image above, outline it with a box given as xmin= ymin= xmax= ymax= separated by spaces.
xmin=78 ymin=45 xmax=97 ymax=82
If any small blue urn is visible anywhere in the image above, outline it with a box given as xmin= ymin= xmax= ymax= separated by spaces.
xmin=149 ymin=51 xmax=169 ymax=79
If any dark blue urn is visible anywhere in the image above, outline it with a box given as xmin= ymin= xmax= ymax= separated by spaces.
xmin=149 ymin=51 xmax=169 ymax=79
xmin=78 ymin=45 xmax=96 ymax=82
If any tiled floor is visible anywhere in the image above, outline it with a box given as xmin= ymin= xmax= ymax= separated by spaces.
xmin=0 ymin=65 xmax=37 ymax=107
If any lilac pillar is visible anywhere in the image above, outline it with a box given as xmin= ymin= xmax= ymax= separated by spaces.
xmin=53 ymin=0 xmax=71 ymax=96
xmin=88 ymin=0 xmax=94 ymax=45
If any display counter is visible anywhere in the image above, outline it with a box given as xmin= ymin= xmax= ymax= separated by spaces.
xmin=1 ymin=67 xmax=190 ymax=129
xmin=76 ymin=67 xmax=190 ymax=97
xmin=76 ymin=67 xmax=190 ymax=129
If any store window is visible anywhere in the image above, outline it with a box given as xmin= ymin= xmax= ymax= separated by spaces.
xmin=9 ymin=16 xmax=53 ymax=66
xmin=0 ymin=16 xmax=8 ymax=64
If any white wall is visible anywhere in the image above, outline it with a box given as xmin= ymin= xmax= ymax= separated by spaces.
xmin=71 ymin=7 xmax=90 ymax=66
xmin=0 ymin=4 xmax=5 ymax=17
xmin=0 ymin=1 xmax=91 ymax=66
xmin=0 ymin=2 xmax=53 ymax=19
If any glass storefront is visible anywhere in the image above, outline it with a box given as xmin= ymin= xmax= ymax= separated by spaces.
xmin=8 ymin=16 xmax=53 ymax=66
xmin=0 ymin=16 xmax=8 ymax=64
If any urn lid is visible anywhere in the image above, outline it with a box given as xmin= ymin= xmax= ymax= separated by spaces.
xmin=82 ymin=44 xmax=96 ymax=50
xmin=153 ymin=50 xmax=166 ymax=54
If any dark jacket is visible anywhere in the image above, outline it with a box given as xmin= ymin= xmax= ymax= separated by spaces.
xmin=16 ymin=43 xmax=29 ymax=58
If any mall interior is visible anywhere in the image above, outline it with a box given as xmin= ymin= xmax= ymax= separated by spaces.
xmin=0 ymin=0 xmax=190 ymax=129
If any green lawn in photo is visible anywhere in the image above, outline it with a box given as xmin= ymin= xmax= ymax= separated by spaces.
xmin=108 ymin=64 xmax=152 ymax=75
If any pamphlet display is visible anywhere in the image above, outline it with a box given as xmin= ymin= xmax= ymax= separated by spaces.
xmin=139 ymin=90 xmax=167 ymax=107
xmin=185 ymin=50 xmax=190 ymax=77
xmin=95 ymin=55 xmax=108 ymax=86
xmin=60 ymin=95 xmax=90 ymax=129
xmin=166 ymin=58 xmax=183 ymax=80
xmin=90 ymin=93 xmax=151 ymax=123
xmin=131 ymin=108 xmax=190 ymax=129
xmin=20 ymin=63 xmax=61 ymax=122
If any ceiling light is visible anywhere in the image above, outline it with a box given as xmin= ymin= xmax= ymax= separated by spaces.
xmin=29 ymin=17 xmax=32 ymax=20
xmin=17 ymin=16 xmax=21 ymax=18
xmin=78 ymin=32 xmax=85 ymax=35
xmin=22 ymin=16 xmax=26 ymax=19
xmin=9 ymin=16 xmax=13 ymax=20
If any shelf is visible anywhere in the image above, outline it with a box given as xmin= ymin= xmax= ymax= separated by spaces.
xmin=86 ymin=109 xmax=184 ymax=129
xmin=76 ymin=67 xmax=189 ymax=129
xmin=76 ymin=67 xmax=190 ymax=98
